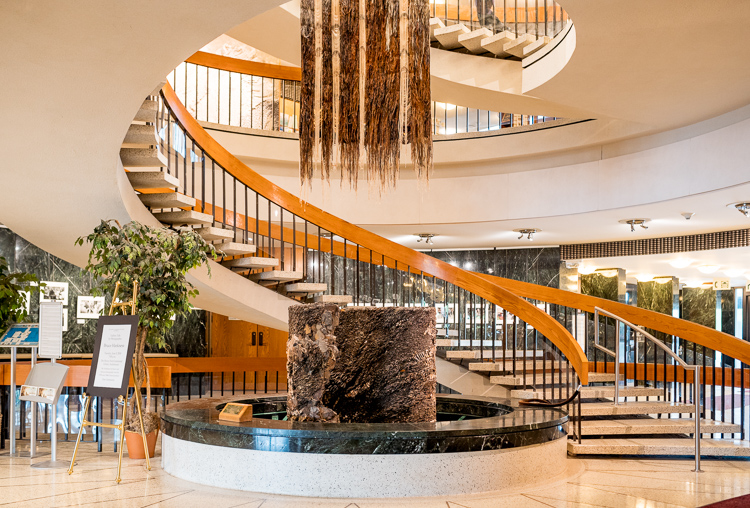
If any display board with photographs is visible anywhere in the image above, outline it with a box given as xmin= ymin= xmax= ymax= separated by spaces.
xmin=77 ymin=296 xmax=105 ymax=319
xmin=40 ymin=281 xmax=69 ymax=305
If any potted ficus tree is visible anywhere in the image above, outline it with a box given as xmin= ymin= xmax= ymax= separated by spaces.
xmin=76 ymin=220 xmax=216 ymax=458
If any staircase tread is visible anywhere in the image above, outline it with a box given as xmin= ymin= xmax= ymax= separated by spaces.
xmin=138 ymin=192 xmax=195 ymax=209
xmin=314 ymin=294 xmax=353 ymax=304
xmin=568 ymin=437 xmax=750 ymax=456
xmin=252 ymin=270 xmax=304 ymax=282
xmin=223 ymin=257 xmax=279 ymax=268
xmin=194 ymin=226 xmax=235 ymax=241
xmin=285 ymin=283 xmax=328 ymax=293
xmin=153 ymin=210 xmax=213 ymax=225
xmin=126 ymin=171 xmax=179 ymax=190
xmin=581 ymin=401 xmax=696 ymax=416
xmin=581 ymin=418 xmax=741 ymax=435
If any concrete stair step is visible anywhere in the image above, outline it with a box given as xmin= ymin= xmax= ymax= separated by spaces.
xmin=580 ymin=401 xmax=696 ymax=417
xmin=513 ymin=386 xmax=663 ymax=400
xmin=587 ymin=372 xmax=623 ymax=383
xmin=434 ymin=23 xmax=470 ymax=49
xmin=250 ymin=270 xmax=303 ymax=283
xmin=120 ymin=147 xmax=167 ymax=168
xmin=194 ymin=226 xmax=235 ymax=242
xmin=126 ymin=170 xmax=179 ymax=190
xmin=138 ymin=192 xmax=195 ymax=209
xmin=429 ymin=17 xmax=445 ymax=41
xmin=436 ymin=339 xmax=458 ymax=347
xmin=446 ymin=350 xmax=543 ymax=360
xmin=213 ymin=241 xmax=256 ymax=257
xmin=284 ymin=283 xmax=327 ymax=295
xmin=522 ymin=35 xmax=551 ymax=57
xmin=223 ymin=257 xmax=279 ymax=270
xmin=469 ymin=360 xmax=565 ymax=372
xmin=314 ymin=294 xmax=353 ymax=305
xmin=133 ymin=99 xmax=158 ymax=123
xmin=580 ymin=418 xmax=741 ymax=436
xmin=491 ymin=373 xmax=573 ymax=386
xmin=122 ymin=124 xmax=158 ymax=147
xmin=481 ymin=30 xmax=516 ymax=57
xmin=153 ymin=210 xmax=213 ymax=226
xmin=436 ymin=329 xmax=459 ymax=338
xmin=568 ymin=438 xmax=750 ymax=457
xmin=458 ymin=28 xmax=492 ymax=54
xmin=504 ymin=33 xmax=537 ymax=58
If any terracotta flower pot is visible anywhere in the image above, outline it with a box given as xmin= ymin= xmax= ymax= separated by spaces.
xmin=124 ymin=429 xmax=158 ymax=459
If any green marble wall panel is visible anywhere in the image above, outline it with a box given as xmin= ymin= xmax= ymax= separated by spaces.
xmin=580 ymin=270 xmax=624 ymax=302
xmin=0 ymin=228 xmax=207 ymax=356
xmin=681 ymin=288 xmax=715 ymax=329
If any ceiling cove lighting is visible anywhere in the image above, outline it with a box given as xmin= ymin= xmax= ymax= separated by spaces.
xmin=578 ymin=264 xmax=596 ymax=275
xmin=513 ymin=228 xmax=540 ymax=241
xmin=415 ymin=233 xmax=436 ymax=245
xmin=669 ymin=258 xmax=693 ymax=269
xmin=619 ymin=218 xmax=650 ymax=232
xmin=697 ymin=265 xmax=719 ymax=274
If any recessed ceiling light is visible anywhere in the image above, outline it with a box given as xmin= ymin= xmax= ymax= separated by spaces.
xmin=669 ymin=258 xmax=692 ymax=269
xmin=697 ymin=265 xmax=719 ymax=274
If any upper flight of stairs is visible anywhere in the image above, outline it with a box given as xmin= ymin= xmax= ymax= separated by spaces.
xmin=439 ymin=336 xmax=750 ymax=458
xmin=120 ymin=88 xmax=350 ymax=305
xmin=430 ymin=18 xmax=554 ymax=60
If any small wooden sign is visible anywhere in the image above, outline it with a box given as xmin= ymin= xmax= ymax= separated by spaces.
xmin=219 ymin=403 xmax=253 ymax=423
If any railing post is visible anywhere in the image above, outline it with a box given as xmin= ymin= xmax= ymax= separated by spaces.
xmin=614 ymin=322 xmax=620 ymax=406
xmin=693 ymin=365 xmax=702 ymax=473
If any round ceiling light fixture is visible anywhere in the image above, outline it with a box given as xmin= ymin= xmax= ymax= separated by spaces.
xmin=618 ymin=218 xmax=651 ymax=232
xmin=669 ymin=258 xmax=693 ymax=269
xmin=697 ymin=265 xmax=719 ymax=274
xmin=728 ymin=202 xmax=750 ymax=217
xmin=513 ymin=228 xmax=541 ymax=241
xmin=415 ymin=233 xmax=437 ymax=245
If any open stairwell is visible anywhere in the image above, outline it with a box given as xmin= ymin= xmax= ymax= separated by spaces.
xmin=118 ymin=81 xmax=750 ymax=462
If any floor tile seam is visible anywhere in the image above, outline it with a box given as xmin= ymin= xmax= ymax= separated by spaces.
xmin=0 ymin=477 xmax=150 ymax=506
xmin=568 ymin=479 xmax=742 ymax=495
xmin=566 ymin=482 xmax=729 ymax=505
xmin=523 ymin=492 xmax=610 ymax=508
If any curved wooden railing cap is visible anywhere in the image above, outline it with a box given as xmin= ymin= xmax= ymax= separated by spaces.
xmin=161 ymin=83 xmax=589 ymax=384
xmin=478 ymin=273 xmax=750 ymax=366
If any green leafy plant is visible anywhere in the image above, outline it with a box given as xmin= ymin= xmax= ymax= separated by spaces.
xmin=0 ymin=256 xmax=42 ymax=331
xmin=76 ymin=220 xmax=217 ymax=433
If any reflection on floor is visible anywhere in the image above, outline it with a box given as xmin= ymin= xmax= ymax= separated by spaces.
xmin=1 ymin=439 xmax=750 ymax=507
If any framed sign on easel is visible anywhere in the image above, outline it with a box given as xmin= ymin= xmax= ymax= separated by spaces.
xmin=67 ymin=281 xmax=151 ymax=483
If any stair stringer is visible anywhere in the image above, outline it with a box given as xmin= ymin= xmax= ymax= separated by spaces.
xmin=117 ymin=163 xmax=297 ymax=331
xmin=436 ymin=357 xmax=510 ymax=398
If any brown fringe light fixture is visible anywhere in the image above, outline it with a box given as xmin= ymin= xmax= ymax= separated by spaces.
xmin=300 ymin=0 xmax=432 ymax=190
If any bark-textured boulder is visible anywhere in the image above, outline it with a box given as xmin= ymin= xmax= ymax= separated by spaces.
xmin=324 ymin=307 xmax=436 ymax=423
xmin=286 ymin=303 xmax=340 ymax=422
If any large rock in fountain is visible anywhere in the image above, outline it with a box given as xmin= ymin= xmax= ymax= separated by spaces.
xmin=324 ymin=307 xmax=437 ymax=423
xmin=287 ymin=303 xmax=340 ymax=422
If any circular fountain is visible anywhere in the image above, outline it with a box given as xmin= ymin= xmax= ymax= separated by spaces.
xmin=161 ymin=394 xmax=568 ymax=497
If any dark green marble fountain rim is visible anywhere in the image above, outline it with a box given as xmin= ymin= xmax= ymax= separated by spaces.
xmin=161 ymin=394 xmax=568 ymax=455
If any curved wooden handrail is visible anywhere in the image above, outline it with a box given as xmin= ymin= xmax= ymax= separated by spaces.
xmin=477 ymin=272 xmax=750 ymax=366
xmin=185 ymin=51 xmax=301 ymax=81
xmin=161 ymin=83 xmax=589 ymax=384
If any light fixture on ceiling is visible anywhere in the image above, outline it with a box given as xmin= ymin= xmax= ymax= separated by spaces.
xmin=681 ymin=212 xmax=695 ymax=220
xmin=724 ymin=268 xmax=745 ymax=278
xmin=669 ymin=258 xmax=693 ymax=269
xmin=415 ymin=233 xmax=436 ymax=245
xmin=513 ymin=228 xmax=540 ymax=241
xmin=729 ymin=202 xmax=750 ymax=217
xmin=619 ymin=218 xmax=650 ymax=232
xmin=697 ymin=265 xmax=719 ymax=274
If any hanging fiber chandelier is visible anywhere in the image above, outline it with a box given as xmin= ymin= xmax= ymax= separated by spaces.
xmin=300 ymin=0 xmax=432 ymax=190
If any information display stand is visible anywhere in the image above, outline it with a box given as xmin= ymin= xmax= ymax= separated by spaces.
xmin=31 ymin=302 xmax=68 ymax=469
xmin=68 ymin=282 xmax=151 ymax=483
xmin=0 ymin=324 xmax=39 ymax=457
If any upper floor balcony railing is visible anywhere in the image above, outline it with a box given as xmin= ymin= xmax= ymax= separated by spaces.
xmin=432 ymin=0 xmax=570 ymax=39
xmin=167 ymin=53 xmax=562 ymax=139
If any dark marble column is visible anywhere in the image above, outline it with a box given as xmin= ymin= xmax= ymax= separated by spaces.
xmin=324 ymin=307 xmax=437 ymax=423
xmin=287 ymin=303 xmax=340 ymax=422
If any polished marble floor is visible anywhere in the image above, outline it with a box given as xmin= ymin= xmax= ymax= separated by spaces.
xmin=1 ymin=439 xmax=750 ymax=507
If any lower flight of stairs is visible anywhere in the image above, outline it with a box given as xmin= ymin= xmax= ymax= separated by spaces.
xmin=120 ymin=88 xmax=352 ymax=306
xmin=439 ymin=337 xmax=750 ymax=458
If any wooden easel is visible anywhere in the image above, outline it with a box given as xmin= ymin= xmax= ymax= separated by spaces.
xmin=68 ymin=281 xmax=152 ymax=483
